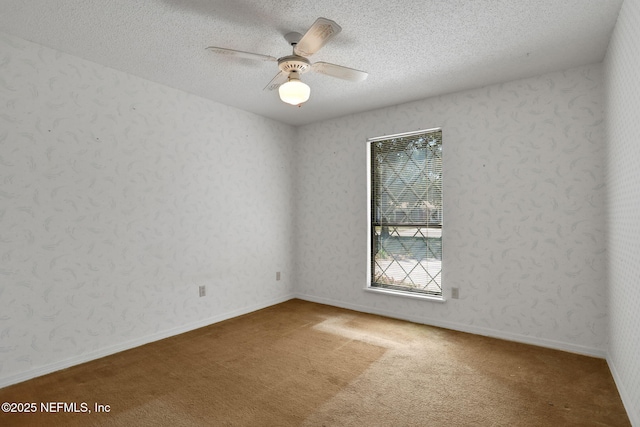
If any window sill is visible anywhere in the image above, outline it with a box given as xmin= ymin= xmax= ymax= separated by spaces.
xmin=364 ymin=286 xmax=446 ymax=302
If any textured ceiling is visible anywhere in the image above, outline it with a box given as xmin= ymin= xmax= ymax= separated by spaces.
xmin=0 ymin=0 xmax=624 ymax=126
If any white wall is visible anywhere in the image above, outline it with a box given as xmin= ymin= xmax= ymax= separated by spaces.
xmin=0 ymin=32 xmax=296 ymax=387
xmin=294 ymin=64 xmax=608 ymax=357
xmin=604 ymin=0 xmax=640 ymax=423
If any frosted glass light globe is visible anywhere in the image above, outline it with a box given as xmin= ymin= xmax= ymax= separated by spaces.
xmin=279 ymin=79 xmax=310 ymax=105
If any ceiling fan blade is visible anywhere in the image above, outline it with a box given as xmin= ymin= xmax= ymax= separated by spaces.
xmin=264 ymin=71 xmax=288 ymax=91
xmin=294 ymin=17 xmax=342 ymax=57
xmin=206 ymin=46 xmax=277 ymax=62
xmin=312 ymin=62 xmax=368 ymax=82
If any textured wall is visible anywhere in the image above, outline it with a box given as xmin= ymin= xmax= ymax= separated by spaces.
xmin=294 ymin=64 xmax=608 ymax=356
xmin=604 ymin=0 xmax=640 ymax=423
xmin=0 ymin=33 xmax=295 ymax=385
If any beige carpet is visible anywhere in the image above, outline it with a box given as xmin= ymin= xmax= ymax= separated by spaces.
xmin=0 ymin=299 xmax=630 ymax=426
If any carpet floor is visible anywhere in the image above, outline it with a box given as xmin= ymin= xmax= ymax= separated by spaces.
xmin=0 ymin=299 xmax=630 ymax=426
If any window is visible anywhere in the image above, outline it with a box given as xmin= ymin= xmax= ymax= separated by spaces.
xmin=367 ymin=129 xmax=443 ymax=298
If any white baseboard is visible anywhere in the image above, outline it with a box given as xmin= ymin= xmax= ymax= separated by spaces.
xmin=607 ymin=353 xmax=639 ymax=427
xmin=294 ymin=293 xmax=607 ymax=359
xmin=0 ymin=294 xmax=295 ymax=389
xmin=1 ymin=292 xmax=609 ymax=390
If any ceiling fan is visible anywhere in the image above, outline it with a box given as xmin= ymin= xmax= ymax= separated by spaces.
xmin=207 ymin=17 xmax=368 ymax=106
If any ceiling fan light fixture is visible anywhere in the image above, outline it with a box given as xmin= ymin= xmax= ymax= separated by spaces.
xmin=208 ymin=18 xmax=367 ymax=106
xmin=279 ymin=72 xmax=310 ymax=105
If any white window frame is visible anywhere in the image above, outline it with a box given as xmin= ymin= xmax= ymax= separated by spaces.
xmin=365 ymin=128 xmax=444 ymax=302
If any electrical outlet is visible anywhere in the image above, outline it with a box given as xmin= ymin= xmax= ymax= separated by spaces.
xmin=451 ymin=287 xmax=459 ymax=299
xmin=276 ymin=271 xmax=281 ymax=281
xmin=199 ymin=285 xmax=206 ymax=297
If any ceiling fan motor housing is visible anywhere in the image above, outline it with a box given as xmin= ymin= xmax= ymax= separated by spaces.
xmin=278 ymin=55 xmax=311 ymax=74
